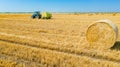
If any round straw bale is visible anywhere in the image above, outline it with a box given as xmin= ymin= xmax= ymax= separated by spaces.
xmin=86 ymin=20 xmax=118 ymax=49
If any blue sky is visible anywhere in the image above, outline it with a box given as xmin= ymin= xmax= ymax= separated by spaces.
xmin=0 ymin=0 xmax=120 ymax=12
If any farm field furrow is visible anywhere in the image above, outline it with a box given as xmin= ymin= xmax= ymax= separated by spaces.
xmin=0 ymin=54 xmax=43 ymax=67
xmin=0 ymin=40 xmax=120 ymax=67
xmin=0 ymin=32 xmax=120 ymax=63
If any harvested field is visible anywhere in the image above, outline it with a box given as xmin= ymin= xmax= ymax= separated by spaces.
xmin=0 ymin=13 xmax=120 ymax=67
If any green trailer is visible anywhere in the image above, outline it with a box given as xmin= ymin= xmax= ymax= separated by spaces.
xmin=41 ymin=12 xmax=52 ymax=19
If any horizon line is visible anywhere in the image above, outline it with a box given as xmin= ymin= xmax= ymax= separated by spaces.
xmin=0 ymin=11 xmax=120 ymax=13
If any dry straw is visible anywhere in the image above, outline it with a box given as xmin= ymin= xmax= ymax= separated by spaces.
xmin=86 ymin=20 xmax=118 ymax=49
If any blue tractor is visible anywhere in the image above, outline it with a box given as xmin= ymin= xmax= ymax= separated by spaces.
xmin=31 ymin=11 xmax=41 ymax=19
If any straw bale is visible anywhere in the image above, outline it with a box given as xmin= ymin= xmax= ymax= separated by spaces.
xmin=86 ymin=20 xmax=118 ymax=49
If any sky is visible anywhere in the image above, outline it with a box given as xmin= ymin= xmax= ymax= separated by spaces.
xmin=0 ymin=0 xmax=120 ymax=12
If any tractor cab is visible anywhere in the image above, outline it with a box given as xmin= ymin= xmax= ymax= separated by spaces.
xmin=31 ymin=11 xmax=41 ymax=19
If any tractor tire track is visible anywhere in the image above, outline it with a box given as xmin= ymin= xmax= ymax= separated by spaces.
xmin=1 ymin=41 xmax=120 ymax=67
xmin=0 ymin=33 xmax=120 ymax=63
xmin=0 ymin=54 xmax=44 ymax=67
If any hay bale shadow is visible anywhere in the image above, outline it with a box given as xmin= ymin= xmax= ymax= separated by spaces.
xmin=111 ymin=41 xmax=120 ymax=50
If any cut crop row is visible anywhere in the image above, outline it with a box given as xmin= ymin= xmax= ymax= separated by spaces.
xmin=0 ymin=33 xmax=120 ymax=63
xmin=0 ymin=41 xmax=120 ymax=67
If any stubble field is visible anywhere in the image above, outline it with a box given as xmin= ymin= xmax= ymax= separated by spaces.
xmin=0 ymin=13 xmax=120 ymax=67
